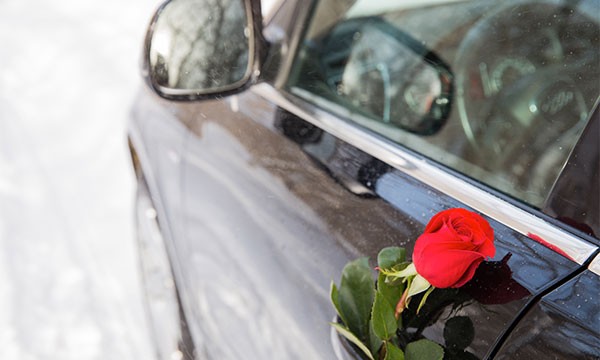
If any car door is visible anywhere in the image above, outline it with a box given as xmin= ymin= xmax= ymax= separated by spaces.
xmin=137 ymin=0 xmax=599 ymax=359
xmin=492 ymin=106 xmax=600 ymax=359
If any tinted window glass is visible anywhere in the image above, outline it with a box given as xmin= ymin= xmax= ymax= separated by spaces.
xmin=288 ymin=0 xmax=600 ymax=209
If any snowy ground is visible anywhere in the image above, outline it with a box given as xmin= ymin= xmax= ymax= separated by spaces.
xmin=0 ymin=0 xmax=278 ymax=358
xmin=0 ymin=0 xmax=166 ymax=358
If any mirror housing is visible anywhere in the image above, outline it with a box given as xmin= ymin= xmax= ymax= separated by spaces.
xmin=143 ymin=0 xmax=264 ymax=100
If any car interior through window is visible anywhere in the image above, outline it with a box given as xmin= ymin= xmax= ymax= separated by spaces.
xmin=287 ymin=0 xmax=600 ymax=235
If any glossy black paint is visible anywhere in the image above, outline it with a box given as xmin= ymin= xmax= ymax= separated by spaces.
xmin=130 ymin=0 xmax=600 ymax=359
xmin=494 ymin=269 xmax=600 ymax=359
xmin=130 ymin=84 xmax=588 ymax=358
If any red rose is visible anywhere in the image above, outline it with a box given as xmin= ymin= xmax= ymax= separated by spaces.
xmin=413 ymin=208 xmax=495 ymax=288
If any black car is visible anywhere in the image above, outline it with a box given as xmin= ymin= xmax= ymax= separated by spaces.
xmin=129 ymin=0 xmax=599 ymax=359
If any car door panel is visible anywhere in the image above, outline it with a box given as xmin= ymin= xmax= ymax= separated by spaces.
xmin=176 ymin=94 xmax=421 ymax=359
xmin=494 ymin=267 xmax=600 ymax=359
xmin=131 ymin=0 xmax=600 ymax=358
xmin=130 ymin=91 xmax=188 ymax=254
xmin=253 ymin=84 xmax=597 ymax=265
xmin=163 ymin=88 xmax=586 ymax=359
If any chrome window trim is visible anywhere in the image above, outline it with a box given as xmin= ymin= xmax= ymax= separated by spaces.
xmin=589 ymin=253 xmax=600 ymax=276
xmin=272 ymin=0 xmax=315 ymax=89
xmin=252 ymin=83 xmax=598 ymax=265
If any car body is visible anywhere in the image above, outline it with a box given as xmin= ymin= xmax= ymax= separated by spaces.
xmin=128 ymin=0 xmax=600 ymax=359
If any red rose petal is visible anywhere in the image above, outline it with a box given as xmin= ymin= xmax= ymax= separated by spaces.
xmin=413 ymin=208 xmax=496 ymax=288
xmin=451 ymin=257 xmax=484 ymax=288
xmin=476 ymin=236 xmax=496 ymax=258
xmin=424 ymin=211 xmax=445 ymax=233
xmin=415 ymin=248 xmax=485 ymax=288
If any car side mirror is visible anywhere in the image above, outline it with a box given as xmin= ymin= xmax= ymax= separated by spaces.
xmin=144 ymin=0 xmax=263 ymax=100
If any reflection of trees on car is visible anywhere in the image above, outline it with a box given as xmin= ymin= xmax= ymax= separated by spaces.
xmin=152 ymin=0 xmax=248 ymax=90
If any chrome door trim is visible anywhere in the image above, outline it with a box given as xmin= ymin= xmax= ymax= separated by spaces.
xmin=272 ymin=0 xmax=315 ymax=89
xmin=252 ymin=83 xmax=598 ymax=265
xmin=589 ymin=253 xmax=600 ymax=276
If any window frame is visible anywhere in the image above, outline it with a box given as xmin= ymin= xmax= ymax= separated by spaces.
xmin=257 ymin=0 xmax=599 ymax=259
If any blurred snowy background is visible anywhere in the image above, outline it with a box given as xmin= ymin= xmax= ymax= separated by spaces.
xmin=0 ymin=0 xmax=162 ymax=358
xmin=0 ymin=0 xmax=276 ymax=359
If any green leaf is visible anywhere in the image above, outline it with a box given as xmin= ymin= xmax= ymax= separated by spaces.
xmin=405 ymin=339 xmax=444 ymax=360
xmin=338 ymin=258 xmax=375 ymax=341
xmin=377 ymin=272 xmax=404 ymax=321
xmin=368 ymin=319 xmax=384 ymax=356
xmin=330 ymin=281 xmax=346 ymax=324
xmin=444 ymin=316 xmax=475 ymax=351
xmin=331 ymin=281 xmax=339 ymax=307
xmin=330 ymin=323 xmax=375 ymax=360
xmin=376 ymin=247 xmax=406 ymax=317
xmin=371 ymin=292 xmax=398 ymax=340
xmin=384 ymin=342 xmax=405 ymax=360
xmin=377 ymin=247 xmax=406 ymax=269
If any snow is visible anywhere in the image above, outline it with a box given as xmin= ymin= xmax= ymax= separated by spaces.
xmin=0 ymin=0 xmax=279 ymax=358
xmin=0 ymin=0 xmax=163 ymax=358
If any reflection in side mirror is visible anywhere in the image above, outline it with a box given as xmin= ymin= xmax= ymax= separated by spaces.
xmin=146 ymin=0 xmax=255 ymax=98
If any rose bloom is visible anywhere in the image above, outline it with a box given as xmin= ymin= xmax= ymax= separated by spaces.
xmin=413 ymin=208 xmax=495 ymax=288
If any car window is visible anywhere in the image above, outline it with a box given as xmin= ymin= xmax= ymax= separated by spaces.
xmin=287 ymin=0 xmax=600 ymax=210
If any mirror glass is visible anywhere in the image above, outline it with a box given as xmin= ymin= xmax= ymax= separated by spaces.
xmin=148 ymin=0 xmax=252 ymax=95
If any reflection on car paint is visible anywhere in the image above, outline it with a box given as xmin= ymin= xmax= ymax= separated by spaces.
xmin=252 ymin=83 xmax=597 ymax=264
